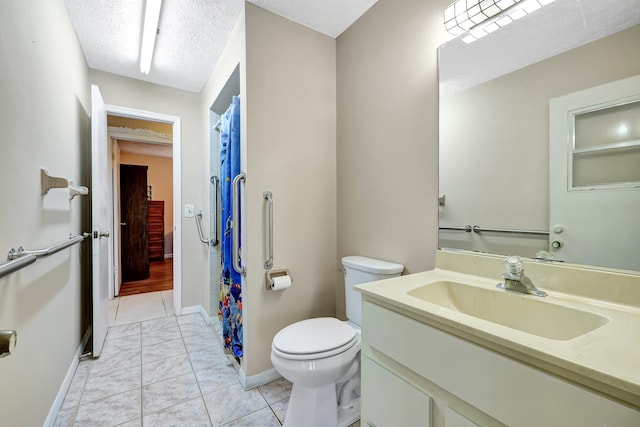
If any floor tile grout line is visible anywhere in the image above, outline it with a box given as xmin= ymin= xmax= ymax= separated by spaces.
xmin=268 ymin=404 xmax=285 ymax=426
xmin=177 ymin=321 xmax=220 ymax=426
xmin=74 ymin=387 xmax=142 ymax=426
xmin=257 ymin=387 xmax=286 ymax=426
xmin=65 ymin=292 xmax=293 ymax=427
xmin=176 ymin=316 xmax=269 ymax=427
xmin=139 ymin=318 xmax=144 ymax=426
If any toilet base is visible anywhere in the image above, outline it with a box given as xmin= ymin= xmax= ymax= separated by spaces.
xmin=338 ymin=396 xmax=361 ymax=427
xmin=283 ymin=383 xmax=337 ymax=427
xmin=283 ymin=384 xmax=360 ymax=427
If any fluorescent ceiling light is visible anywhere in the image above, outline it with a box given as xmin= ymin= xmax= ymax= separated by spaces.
xmin=443 ymin=0 xmax=556 ymax=43
xmin=140 ymin=0 xmax=162 ymax=74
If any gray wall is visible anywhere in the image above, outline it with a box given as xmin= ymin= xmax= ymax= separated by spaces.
xmin=202 ymin=3 xmax=338 ymax=378
xmin=335 ymin=0 xmax=451 ymax=317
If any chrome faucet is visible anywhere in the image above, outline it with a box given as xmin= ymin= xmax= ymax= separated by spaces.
xmin=496 ymin=256 xmax=547 ymax=297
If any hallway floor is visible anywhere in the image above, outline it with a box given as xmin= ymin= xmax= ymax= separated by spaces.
xmin=53 ymin=291 xmax=301 ymax=426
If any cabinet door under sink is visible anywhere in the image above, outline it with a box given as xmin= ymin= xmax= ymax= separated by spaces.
xmin=361 ymin=356 xmax=432 ymax=426
xmin=445 ymin=407 xmax=479 ymax=427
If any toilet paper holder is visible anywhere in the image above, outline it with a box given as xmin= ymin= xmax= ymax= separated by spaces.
xmin=265 ymin=269 xmax=291 ymax=290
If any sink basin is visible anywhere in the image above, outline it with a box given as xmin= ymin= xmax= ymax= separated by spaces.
xmin=407 ymin=281 xmax=609 ymax=340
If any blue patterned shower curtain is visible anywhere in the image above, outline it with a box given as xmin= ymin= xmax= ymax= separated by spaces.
xmin=219 ymin=96 xmax=243 ymax=358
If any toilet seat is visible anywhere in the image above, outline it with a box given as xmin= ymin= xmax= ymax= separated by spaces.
xmin=272 ymin=317 xmax=359 ymax=361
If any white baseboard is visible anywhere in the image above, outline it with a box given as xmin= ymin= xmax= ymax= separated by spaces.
xmin=44 ymin=328 xmax=91 ymax=427
xmin=180 ymin=305 xmax=210 ymax=325
xmin=239 ymin=367 xmax=282 ymax=390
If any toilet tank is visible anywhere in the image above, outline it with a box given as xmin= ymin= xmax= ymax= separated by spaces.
xmin=342 ymin=256 xmax=404 ymax=326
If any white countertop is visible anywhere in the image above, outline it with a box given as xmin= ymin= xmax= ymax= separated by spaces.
xmin=356 ymin=267 xmax=640 ymax=409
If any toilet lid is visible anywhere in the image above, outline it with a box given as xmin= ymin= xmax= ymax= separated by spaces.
xmin=272 ymin=317 xmax=357 ymax=355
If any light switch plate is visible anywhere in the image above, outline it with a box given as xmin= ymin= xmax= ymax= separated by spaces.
xmin=184 ymin=204 xmax=194 ymax=218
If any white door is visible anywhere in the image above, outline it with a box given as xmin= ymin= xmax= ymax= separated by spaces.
xmin=549 ymin=75 xmax=640 ymax=271
xmin=91 ymin=85 xmax=112 ymax=356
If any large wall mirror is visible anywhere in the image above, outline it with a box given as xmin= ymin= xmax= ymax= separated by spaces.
xmin=438 ymin=0 xmax=640 ymax=272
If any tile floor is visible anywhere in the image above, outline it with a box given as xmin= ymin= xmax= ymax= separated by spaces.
xmin=54 ymin=291 xmax=361 ymax=427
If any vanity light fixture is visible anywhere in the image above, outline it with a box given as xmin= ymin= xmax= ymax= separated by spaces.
xmin=444 ymin=0 xmax=556 ymax=44
xmin=139 ymin=0 xmax=163 ymax=74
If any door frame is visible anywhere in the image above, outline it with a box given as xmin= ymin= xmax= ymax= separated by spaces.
xmin=105 ymin=104 xmax=183 ymax=315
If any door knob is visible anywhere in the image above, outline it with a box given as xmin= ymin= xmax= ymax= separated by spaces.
xmin=120 ymin=223 xmax=126 ymax=226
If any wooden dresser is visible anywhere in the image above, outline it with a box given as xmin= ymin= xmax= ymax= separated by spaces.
xmin=147 ymin=200 xmax=165 ymax=261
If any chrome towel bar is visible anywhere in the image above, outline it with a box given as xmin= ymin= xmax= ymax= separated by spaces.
xmin=439 ymin=225 xmax=548 ymax=236
xmin=264 ymin=191 xmax=273 ymax=270
xmin=1 ymin=234 xmax=88 ymax=279
xmin=232 ymin=173 xmax=246 ymax=276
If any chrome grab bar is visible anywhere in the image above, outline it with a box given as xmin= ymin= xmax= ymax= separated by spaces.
xmin=0 ymin=254 xmax=37 ymax=279
xmin=264 ymin=191 xmax=273 ymax=270
xmin=232 ymin=173 xmax=246 ymax=276
xmin=1 ymin=234 xmax=88 ymax=279
xmin=195 ymin=211 xmax=213 ymax=246
xmin=471 ymin=225 xmax=548 ymax=236
xmin=439 ymin=225 xmax=473 ymax=232
xmin=210 ymin=175 xmax=219 ymax=246
xmin=8 ymin=234 xmax=87 ymax=260
xmin=439 ymin=225 xmax=548 ymax=236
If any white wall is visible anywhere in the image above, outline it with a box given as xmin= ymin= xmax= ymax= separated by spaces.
xmin=89 ymin=70 xmax=206 ymax=309
xmin=0 ymin=0 xmax=90 ymax=425
xmin=335 ymin=0 xmax=451 ymax=317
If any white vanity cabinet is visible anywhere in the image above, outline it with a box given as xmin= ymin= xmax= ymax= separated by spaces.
xmin=360 ymin=299 xmax=640 ymax=427
xmin=361 ymin=356 xmax=432 ymax=426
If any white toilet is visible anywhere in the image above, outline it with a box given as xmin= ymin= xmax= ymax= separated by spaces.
xmin=270 ymin=256 xmax=404 ymax=427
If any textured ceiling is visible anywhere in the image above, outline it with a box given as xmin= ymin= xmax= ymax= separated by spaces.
xmin=64 ymin=0 xmax=379 ymax=92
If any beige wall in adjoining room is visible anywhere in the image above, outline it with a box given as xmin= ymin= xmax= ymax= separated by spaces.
xmin=0 ymin=0 xmax=90 ymax=425
xmin=120 ymin=152 xmax=175 ymax=256
xmin=89 ymin=69 xmax=206 ymax=309
xmin=335 ymin=0 xmax=452 ymax=319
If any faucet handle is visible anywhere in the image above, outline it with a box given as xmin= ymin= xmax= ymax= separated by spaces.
xmin=503 ymin=255 xmax=524 ymax=274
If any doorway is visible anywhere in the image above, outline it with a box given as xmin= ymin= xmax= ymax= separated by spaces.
xmin=105 ymin=105 xmax=182 ymax=316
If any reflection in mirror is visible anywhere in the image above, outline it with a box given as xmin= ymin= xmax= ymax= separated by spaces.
xmin=438 ymin=0 xmax=640 ymax=272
